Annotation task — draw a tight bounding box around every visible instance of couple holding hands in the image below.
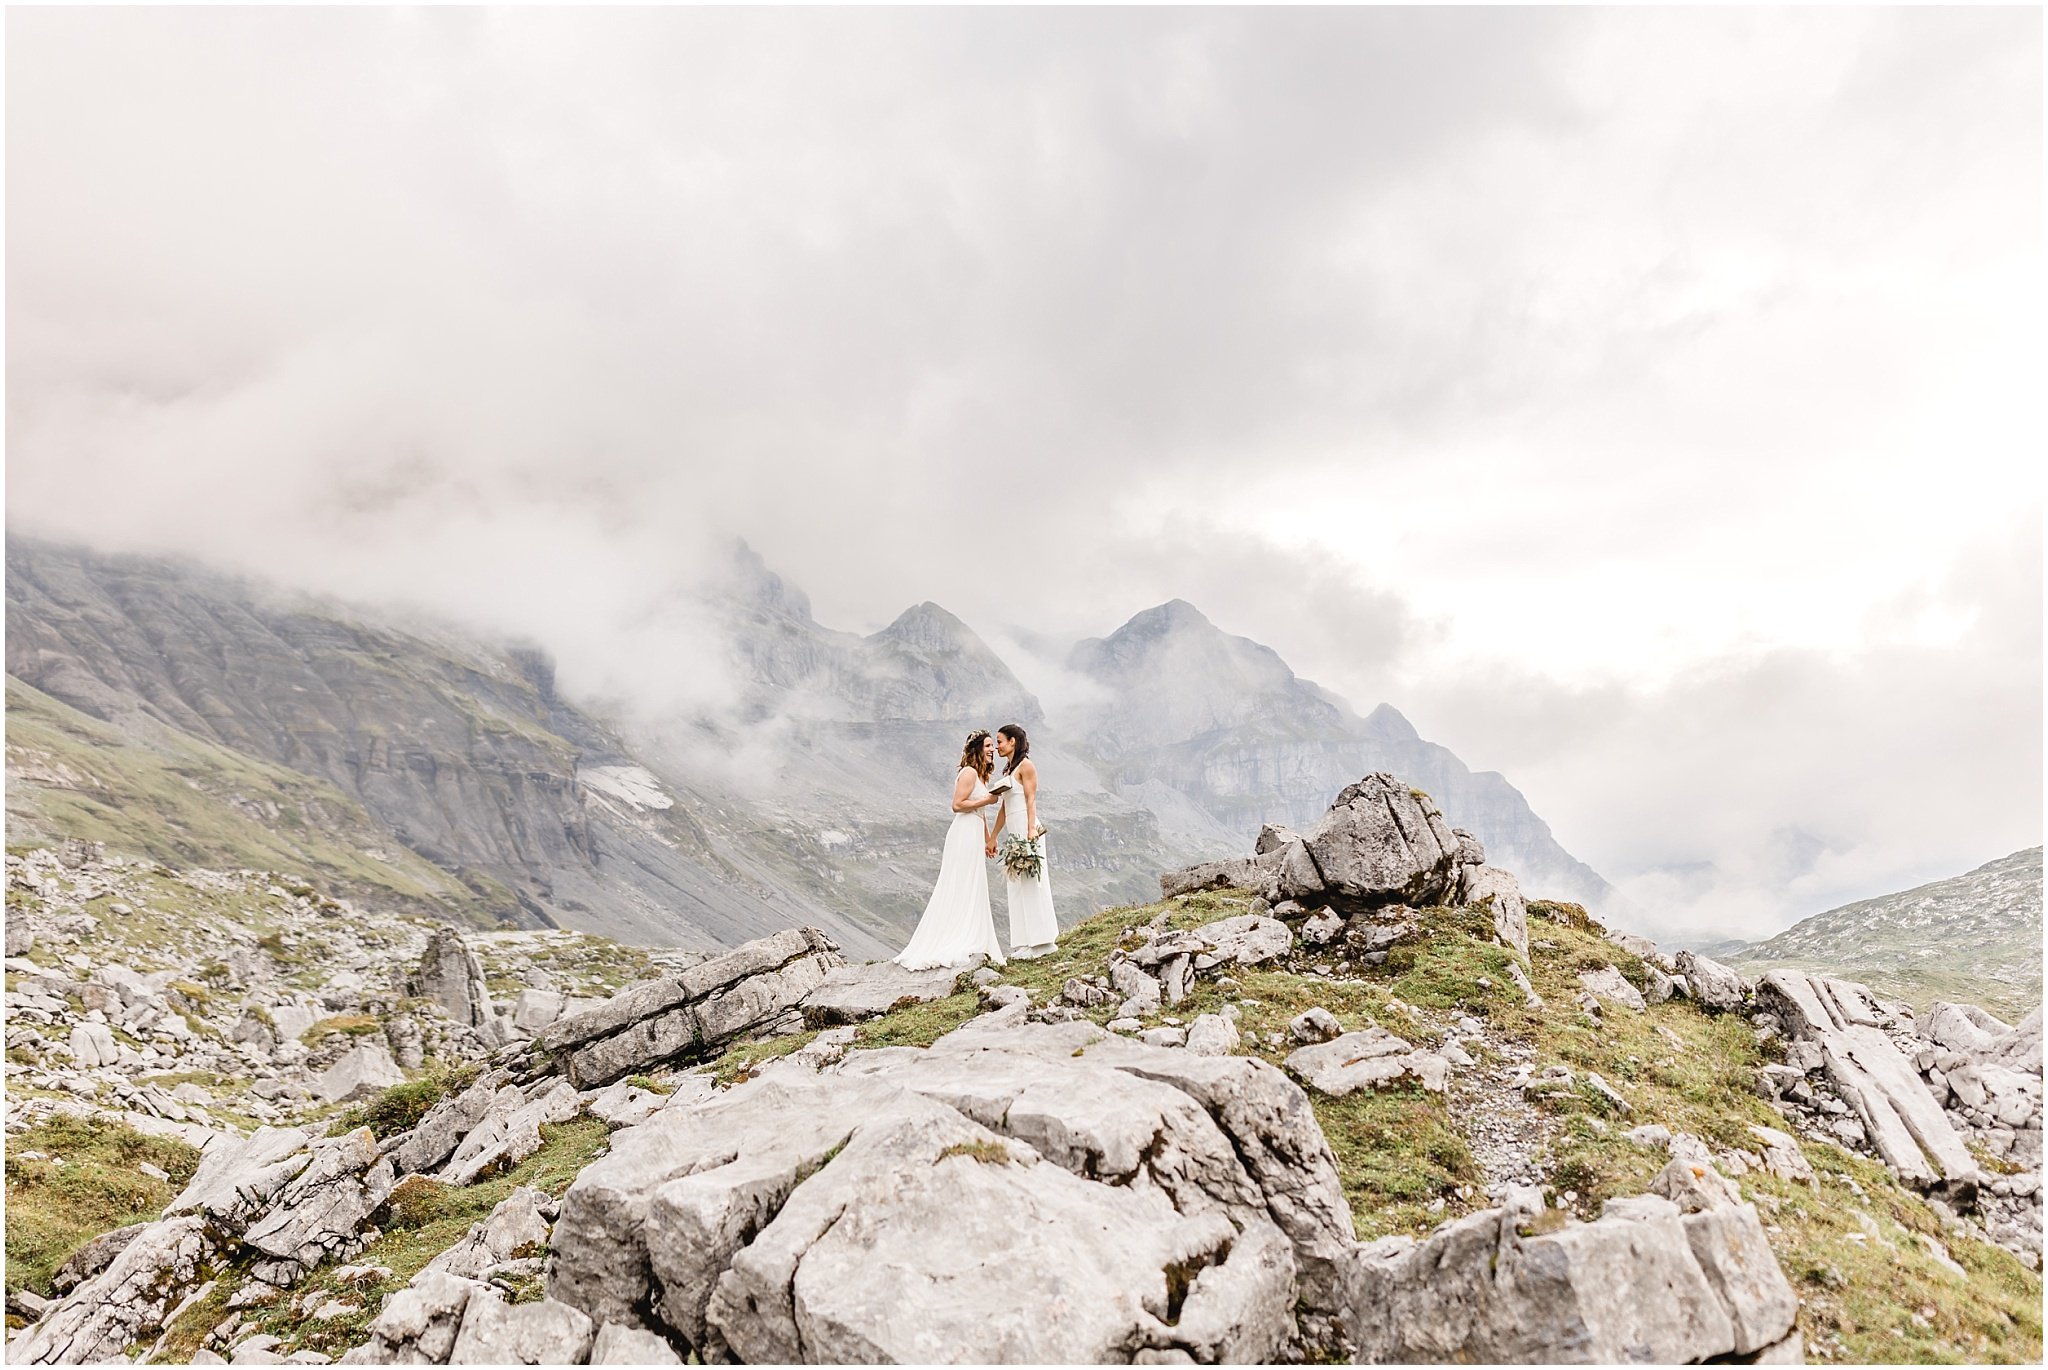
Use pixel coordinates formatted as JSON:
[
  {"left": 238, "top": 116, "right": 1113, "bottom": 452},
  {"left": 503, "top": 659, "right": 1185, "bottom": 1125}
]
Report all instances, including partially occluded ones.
[{"left": 894, "top": 723, "right": 1057, "bottom": 970}]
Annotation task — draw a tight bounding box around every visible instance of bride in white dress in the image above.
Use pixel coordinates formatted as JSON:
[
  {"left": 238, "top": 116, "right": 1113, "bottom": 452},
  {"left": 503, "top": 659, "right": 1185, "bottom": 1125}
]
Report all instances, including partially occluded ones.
[
  {"left": 991, "top": 723, "right": 1058, "bottom": 959},
  {"left": 894, "top": 730, "right": 1008, "bottom": 970}
]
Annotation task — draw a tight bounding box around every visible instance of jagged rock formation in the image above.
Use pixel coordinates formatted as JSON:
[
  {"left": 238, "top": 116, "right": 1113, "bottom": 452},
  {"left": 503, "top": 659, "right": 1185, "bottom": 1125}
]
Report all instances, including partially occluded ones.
[
  {"left": 412, "top": 929, "right": 497, "bottom": 1033},
  {"left": 1160, "top": 774, "right": 1530, "bottom": 961},
  {"left": 534, "top": 928, "right": 844, "bottom": 1087},
  {"left": 1730, "top": 847, "right": 2043, "bottom": 1020},
  {"left": 1754, "top": 970, "right": 1982, "bottom": 1196}
]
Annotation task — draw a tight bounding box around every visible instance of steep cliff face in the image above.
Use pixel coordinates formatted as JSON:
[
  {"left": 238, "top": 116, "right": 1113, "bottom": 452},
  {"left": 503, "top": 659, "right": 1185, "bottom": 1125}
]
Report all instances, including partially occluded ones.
[
  {"left": 1066, "top": 600, "right": 1620, "bottom": 912},
  {"left": 3, "top": 538, "right": 894, "bottom": 957}
]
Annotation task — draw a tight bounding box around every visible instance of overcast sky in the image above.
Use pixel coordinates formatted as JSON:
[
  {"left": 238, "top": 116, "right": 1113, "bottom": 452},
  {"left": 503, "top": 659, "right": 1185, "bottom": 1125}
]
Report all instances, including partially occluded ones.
[{"left": 6, "top": 7, "right": 2041, "bottom": 942}]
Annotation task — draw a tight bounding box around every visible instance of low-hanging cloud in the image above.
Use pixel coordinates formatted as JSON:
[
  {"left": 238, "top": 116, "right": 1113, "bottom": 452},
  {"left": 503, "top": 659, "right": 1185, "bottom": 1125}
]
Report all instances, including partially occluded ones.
[{"left": 5, "top": 7, "right": 2039, "bottom": 941}]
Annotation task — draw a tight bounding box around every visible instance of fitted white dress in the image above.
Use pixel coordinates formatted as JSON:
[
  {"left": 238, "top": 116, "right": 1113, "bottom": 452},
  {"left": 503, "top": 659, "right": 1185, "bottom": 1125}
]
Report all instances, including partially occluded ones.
[
  {"left": 998, "top": 771, "right": 1059, "bottom": 956},
  {"left": 894, "top": 768, "right": 1005, "bottom": 970}
]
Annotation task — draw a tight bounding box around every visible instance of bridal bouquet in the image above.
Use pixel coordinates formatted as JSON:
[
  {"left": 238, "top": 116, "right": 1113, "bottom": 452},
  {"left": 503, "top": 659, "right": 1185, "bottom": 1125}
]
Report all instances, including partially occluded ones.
[{"left": 998, "top": 832, "right": 1044, "bottom": 881}]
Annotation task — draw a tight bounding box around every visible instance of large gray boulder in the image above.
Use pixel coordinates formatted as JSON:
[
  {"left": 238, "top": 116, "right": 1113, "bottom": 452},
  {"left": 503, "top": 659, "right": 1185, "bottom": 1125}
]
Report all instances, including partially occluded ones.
[
  {"left": 67, "top": 1021, "right": 120, "bottom": 1068},
  {"left": 169, "top": 1126, "right": 317, "bottom": 1229},
  {"left": 1673, "top": 950, "right": 1749, "bottom": 1014},
  {"left": 9, "top": 1216, "right": 212, "bottom": 1364},
  {"left": 550, "top": 1015, "right": 1353, "bottom": 1362},
  {"left": 315, "top": 1041, "right": 408, "bottom": 1104},
  {"left": 415, "top": 929, "right": 494, "bottom": 1028},
  {"left": 1342, "top": 1170, "right": 1797, "bottom": 1363},
  {"left": 437, "top": 1079, "right": 581, "bottom": 1186},
  {"left": 446, "top": 1292, "right": 595, "bottom": 1365},
  {"left": 423, "top": 1186, "right": 556, "bottom": 1279},
  {"left": 1649, "top": 1158, "right": 1802, "bottom": 1353},
  {"left": 1578, "top": 965, "right": 1646, "bottom": 1013},
  {"left": 537, "top": 927, "right": 844, "bottom": 1087},
  {"left": 1457, "top": 862, "right": 1531, "bottom": 961},
  {"left": 341, "top": 1269, "right": 486, "bottom": 1364},
  {"left": 1158, "top": 774, "right": 1482, "bottom": 917},
  {"left": 589, "top": 1323, "right": 682, "bottom": 1365},
  {"left": 1301, "top": 774, "right": 1463, "bottom": 911},
  {"left": 799, "top": 960, "right": 964, "bottom": 1026},
  {"left": 388, "top": 1072, "right": 509, "bottom": 1176},
  {"left": 1284, "top": 1029, "right": 1450, "bottom": 1096},
  {"left": 241, "top": 1129, "right": 397, "bottom": 1285}
]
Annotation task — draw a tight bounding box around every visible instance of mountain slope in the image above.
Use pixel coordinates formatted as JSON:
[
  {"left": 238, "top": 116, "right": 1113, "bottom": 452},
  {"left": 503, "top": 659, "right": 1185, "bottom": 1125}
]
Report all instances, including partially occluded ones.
[
  {"left": 5, "top": 534, "right": 1623, "bottom": 951},
  {"left": 1065, "top": 600, "right": 1620, "bottom": 912},
  {"left": 1727, "top": 847, "right": 2042, "bottom": 1020},
  {"left": 4, "top": 537, "right": 896, "bottom": 957}
]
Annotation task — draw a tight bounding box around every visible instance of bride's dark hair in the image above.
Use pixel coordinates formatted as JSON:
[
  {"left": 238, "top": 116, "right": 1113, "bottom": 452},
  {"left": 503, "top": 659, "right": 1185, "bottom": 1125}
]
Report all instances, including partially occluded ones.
[
  {"left": 958, "top": 730, "right": 993, "bottom": 780},
  {"left": 998, "top": 723, "right": 1030, "bottom": 774}
]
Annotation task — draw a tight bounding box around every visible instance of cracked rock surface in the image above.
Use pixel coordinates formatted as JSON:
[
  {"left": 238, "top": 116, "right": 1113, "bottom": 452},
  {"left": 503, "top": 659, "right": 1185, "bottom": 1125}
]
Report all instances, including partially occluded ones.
[{"left": 550, "top": 1013, "right": 1347, "bottom": 1362}]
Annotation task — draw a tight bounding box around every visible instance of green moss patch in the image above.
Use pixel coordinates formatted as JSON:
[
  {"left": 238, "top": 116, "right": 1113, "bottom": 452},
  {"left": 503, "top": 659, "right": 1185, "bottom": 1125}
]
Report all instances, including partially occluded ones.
[{"left": 4, "top": 1114, "right": 204, "bottom": 1295}]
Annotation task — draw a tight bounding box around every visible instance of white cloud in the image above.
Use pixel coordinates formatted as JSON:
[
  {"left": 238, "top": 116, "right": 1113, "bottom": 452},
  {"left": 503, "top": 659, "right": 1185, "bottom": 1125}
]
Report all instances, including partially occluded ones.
[{"left": 5, "top": 7, "right": 2038, "bottom": 939}]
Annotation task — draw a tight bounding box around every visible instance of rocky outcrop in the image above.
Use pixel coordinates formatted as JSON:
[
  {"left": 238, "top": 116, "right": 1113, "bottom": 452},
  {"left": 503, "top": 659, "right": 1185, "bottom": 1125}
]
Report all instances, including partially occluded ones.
[
  {"left": 535, "top": 928, "right": 845, "bottom": 1087},
  {"left": 1903, "top": 1002, "right": 2042, "bottom": 1263},
  {"left": 436, "top": 1079, "right": 582, "bottom": 1186},
  {"left": 1342, "top": 1160, "right": 1798, "bottom": 1363},
  {"left": 8, "top": 1217, "right": 212, "bottom": 1364},
  {"left": 1160, "top": 774, "right": 1530, "bottom": 960},
  {"left": 1457, "top": 861, "right": 1531, "bottom": 963},
  {"left": 1754, "top": 970, "right": 1979, "bottom": 1196},
  {"left": 315, "top": 1042, "right": 409, "bottom": 1104},
  {"left": 1285, "top": 1028, "right": 1451, "bottom": 1096},
  {"left": 1674, "top": 950, "right": 1750, "bottom": 1014},
  {"left": 550, "top": 1013, "right": 1351, "bottom": 1362},
  {"left": 415, "top": 930, "right": 495, "bottom": 1031},
  {"left": 423, "top": 1187, "right": 556, "bottom": 1280}
]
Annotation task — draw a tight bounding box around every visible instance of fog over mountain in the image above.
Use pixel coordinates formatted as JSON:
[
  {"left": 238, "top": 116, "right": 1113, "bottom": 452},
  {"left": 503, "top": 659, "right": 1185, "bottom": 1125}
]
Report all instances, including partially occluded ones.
[{"left": 6, "top": 7, "right": 2041, "bottom": 943}]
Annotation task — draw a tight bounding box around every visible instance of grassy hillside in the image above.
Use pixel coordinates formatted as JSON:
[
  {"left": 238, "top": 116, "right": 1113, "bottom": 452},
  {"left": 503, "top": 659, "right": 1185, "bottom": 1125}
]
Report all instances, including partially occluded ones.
[
  {"left": 4, "top": 677, "right": 505, "bottom": 924},
  {"left": 1727, "top": 849, "right": 2042, "bottom": 1024},
  {"left": 971, "top": 890, "right": 2043, "bottom": 1364}
]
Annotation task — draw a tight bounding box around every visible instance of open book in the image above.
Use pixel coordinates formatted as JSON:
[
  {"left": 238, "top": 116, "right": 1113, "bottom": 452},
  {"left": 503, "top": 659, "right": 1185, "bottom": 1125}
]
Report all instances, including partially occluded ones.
[{"left": 985, "top": 775, "right": 1015, "bottom": 796}]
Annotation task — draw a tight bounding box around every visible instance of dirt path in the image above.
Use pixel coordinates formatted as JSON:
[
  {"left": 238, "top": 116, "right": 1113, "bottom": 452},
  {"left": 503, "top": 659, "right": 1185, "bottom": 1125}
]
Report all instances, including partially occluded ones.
[{"left": 1447, "top": 1033, "right": 1558, "bottom": 1194}]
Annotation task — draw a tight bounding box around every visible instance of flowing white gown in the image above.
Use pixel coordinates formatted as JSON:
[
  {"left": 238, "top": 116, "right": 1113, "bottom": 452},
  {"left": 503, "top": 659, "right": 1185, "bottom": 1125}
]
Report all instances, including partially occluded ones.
[
  {"left": 894, "top": 768, "right": 1005, "bottom": 970},
  {"left": 999, "top": 771, "right": 1059, "bottom": 956}
]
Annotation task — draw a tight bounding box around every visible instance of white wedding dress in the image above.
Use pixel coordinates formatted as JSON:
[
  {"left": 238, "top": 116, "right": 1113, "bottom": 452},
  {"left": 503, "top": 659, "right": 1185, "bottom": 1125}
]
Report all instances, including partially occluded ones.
[
  {"left": 998, "top": 771, "right": 1059, "bottom": 957},
  {"left": 895, "top": 768, "right": 1005, "bottom": 970}
]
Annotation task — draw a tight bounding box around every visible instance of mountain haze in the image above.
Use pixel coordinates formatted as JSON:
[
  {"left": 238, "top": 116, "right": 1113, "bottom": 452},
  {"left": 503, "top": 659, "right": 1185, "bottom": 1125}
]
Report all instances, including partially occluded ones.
[
  {"left": 3, "top": 538, "right": 900, "bottom": 957},
  {"left": 5, "top": 534, "right": 1623, "bottom": 951},
  {"left": 1065, "top": 599, "right": 1619, "bottom": 911},
  {"left": 1727, "top": 846, "right": 2043, "bottom": 1020}
]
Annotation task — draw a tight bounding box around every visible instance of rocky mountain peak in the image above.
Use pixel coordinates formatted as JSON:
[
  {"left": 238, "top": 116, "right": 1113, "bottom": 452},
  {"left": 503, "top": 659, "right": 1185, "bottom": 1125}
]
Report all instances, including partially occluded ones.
[
  {"left": 713, "top": 539, "right": 815, "bottom": 624},
  {"left": 1070, "top": 599, "right": 1299, "bottom": 694},
  {"left": 1120, "top": 598, "right": 1213, "bottom": 636},
  {"left": 1362, "top": 701, "right": 1422, "bottom": 743},
  {"left": 869, "top": 601, "right": 975, "bottom": 654}
]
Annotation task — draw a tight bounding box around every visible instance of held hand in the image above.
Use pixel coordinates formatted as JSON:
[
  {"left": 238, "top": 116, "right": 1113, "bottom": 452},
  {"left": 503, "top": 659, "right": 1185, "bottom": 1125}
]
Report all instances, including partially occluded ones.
[{"left": 985, "top": 839, "right": 997, "bottom": 858}]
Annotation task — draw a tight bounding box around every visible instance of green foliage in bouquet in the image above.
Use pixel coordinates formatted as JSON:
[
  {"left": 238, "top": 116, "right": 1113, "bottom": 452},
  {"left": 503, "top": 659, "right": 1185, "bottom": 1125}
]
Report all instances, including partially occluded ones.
[{"left": 998, "top": 832, "right": 1044, "bottom": 881}]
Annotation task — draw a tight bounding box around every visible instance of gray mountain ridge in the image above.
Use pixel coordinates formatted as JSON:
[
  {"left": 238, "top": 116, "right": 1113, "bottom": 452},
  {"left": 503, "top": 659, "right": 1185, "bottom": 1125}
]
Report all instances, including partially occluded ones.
[{"left": 4, "top": 533, "right": 1621, "bottom": 952}]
